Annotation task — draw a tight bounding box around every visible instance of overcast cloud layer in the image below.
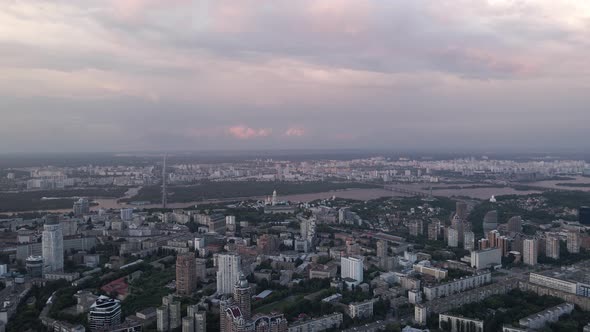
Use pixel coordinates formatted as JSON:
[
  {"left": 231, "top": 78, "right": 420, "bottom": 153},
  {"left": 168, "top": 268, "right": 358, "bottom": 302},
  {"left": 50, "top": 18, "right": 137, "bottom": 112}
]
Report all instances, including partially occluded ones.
[{"left": 1, "top": 0, "right": 589, "bottom": 153}]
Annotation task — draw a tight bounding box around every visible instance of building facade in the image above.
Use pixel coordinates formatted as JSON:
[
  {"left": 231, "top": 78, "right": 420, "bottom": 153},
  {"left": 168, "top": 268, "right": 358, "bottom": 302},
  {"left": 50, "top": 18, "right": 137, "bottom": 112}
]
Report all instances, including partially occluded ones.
[
  {"left": 471, "top": 248, "right": 501, "bottom": 270},
  {"left": 348, "top": 300, "right": 374, "bottom": 319},
  {"left": 439, "top": 314, "right": 484, "bottom": 332},
  {"left": 42, "top": 217, "right": 64, "bottom": 273},
  {"left": 157, "top": 295, "right": 181, "bottom": 332},
  {"left": 182, "top": 305, "right": 206, "bottom": 332},
  {"left": 423, "top": 272, "right": 492, "bottom": 301},
  {"left": 176, "top": 254, "right": 197, "bottom": 296},
  {"left": 88, "top": 296, "right": 122, "bottom": 332},
  {"left": 546, "top": 237, "right": 560, "bottom": 260},
  {"left": 567, "top": 231, "right": 580, "bottom": 254},
  {"left": 216, "top": 253, "right": 241, "bottom": 295},
  {"left": 519, "top": 303, "right": 574, "bottom": 330},
  {"left": 341, "top": 256, "right": 363, "bottom": 285},
  {"left": 523, "top": 239, "right": 538, "bottom": 266},
  {"left": 287, "top": 312, "right": 343, "bottom": 332}
]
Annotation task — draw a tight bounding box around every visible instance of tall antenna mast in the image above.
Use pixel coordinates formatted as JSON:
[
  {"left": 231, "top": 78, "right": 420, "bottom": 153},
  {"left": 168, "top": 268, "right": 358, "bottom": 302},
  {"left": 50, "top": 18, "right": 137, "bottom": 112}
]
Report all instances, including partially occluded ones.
[{"left": 162, "top": 154, "right": 167, "bottom": 209}]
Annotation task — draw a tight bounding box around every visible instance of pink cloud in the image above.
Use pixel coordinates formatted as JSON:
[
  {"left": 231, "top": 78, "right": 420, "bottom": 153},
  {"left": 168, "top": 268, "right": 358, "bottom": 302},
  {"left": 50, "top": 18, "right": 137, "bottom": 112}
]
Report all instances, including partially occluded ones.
[
  {"left": 285, "top": 127, "right": 306, "bottom": 137},
  {"left": 228, "top": 125, "right": 272, "bottom": 139}
]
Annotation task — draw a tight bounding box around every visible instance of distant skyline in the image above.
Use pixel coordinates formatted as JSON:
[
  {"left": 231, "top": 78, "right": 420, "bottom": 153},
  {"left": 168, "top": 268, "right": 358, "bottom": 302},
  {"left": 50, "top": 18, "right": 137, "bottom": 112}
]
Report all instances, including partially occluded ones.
[{"left": 1, "top": 1, "right": 589, "bottom": 152}]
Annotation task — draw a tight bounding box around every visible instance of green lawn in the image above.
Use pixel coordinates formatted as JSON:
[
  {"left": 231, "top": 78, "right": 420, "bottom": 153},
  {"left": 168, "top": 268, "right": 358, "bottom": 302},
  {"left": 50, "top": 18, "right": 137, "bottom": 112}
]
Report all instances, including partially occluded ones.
[
  {"left": 255, "top": 295, "right": 298, "bottom": 314},
  {"left": 122, "top": 267, "right": 175, "bottom": 315}
]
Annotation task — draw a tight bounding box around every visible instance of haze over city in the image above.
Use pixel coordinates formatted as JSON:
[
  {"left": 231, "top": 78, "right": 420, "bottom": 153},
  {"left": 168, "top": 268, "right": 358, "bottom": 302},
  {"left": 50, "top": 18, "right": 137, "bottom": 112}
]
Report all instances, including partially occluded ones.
[{"left": 2, "top": 0, "right": 590, "bottom": 152}]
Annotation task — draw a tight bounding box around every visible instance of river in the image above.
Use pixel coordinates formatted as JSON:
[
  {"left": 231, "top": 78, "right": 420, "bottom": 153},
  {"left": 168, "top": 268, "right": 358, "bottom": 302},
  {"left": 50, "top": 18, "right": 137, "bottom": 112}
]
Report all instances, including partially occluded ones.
[
  {"left": 525, "top": 176, "right": 590, "bottom": 192},
  {"left": 7, "top": 178, "right": 587, "bottom": 215}
]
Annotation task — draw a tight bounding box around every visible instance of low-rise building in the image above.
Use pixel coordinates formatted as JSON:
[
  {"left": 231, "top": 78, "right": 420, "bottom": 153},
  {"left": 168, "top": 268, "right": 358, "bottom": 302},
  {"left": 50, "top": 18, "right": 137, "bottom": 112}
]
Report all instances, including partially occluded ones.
[
  {"left": 423, "top": 272, "right": 491, "bottom": 301},
  {"left": 45, "top": 272, "right": 80, "bottom": 282},
  {"left": 519, "top": 303, "right": 574, "bottom": 330},
  {"left": 530, "top": 267, "right": 590, "bottom": 297},
  {"left": 413, "top": 263, "right": 448, "bottom": 280},
  {"left": 309, "top": 263, "right": 338, "bottom": 279},
  {"left": 414, "top": 305, "right": 428, "bottom": 326},
  {"left": 287, "top": 312, "right": 343, "bottom": 332},
  {"left": 470, "top": 248, "right": 501, "bottom": 270},
  {"left": 348, "top": 300, "right": 374, "bottom": 319},
  {"left": 439, "top": 313, "right": 484, "bottom": 332}
]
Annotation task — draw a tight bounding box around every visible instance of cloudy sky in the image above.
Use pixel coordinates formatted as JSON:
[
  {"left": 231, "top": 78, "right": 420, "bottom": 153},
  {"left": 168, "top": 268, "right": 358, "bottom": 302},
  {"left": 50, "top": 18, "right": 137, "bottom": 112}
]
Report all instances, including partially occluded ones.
[{"left": 1, "top": 0, "right": 589, "bottom": 153}]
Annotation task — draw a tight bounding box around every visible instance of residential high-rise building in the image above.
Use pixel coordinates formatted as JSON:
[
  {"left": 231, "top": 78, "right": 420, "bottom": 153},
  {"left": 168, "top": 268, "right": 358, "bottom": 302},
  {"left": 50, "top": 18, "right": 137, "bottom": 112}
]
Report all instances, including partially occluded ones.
[
  {"left": 483, "top": 210, "right": 498, "bottom": 233},
  {"left": 220, "top": 276, "right": 287, "bottom": 332},
  {"left": 451, "top": 215, "right": 464, "bottom": 244},
  {"left": 195, "top": 311, "right": 206, "bottom": 332},
  {"left": 88, "top": 296, "right": 121, "bottom": 331},
  {"left": 409, "top": 220, "right": 424, "bottom": 237},
  {"left": 182, "top": 305, "right": 207, "bottom": 332},
  {"left": 176, "top": 254, "right": 197, "bottom": 296},
  {"left": 428, "top": 219, "right": 441, "bottom": 241},
  {"left": 216, "top": 253, "right": 241, "bottom": 295},
  {"left": 487, "top": 230, "right": 500, "bottom": 248},
  {"left": 478, "top": 238, "right": 490, "bottom": 250},
  {"left": 447, "top": 228, "right": 459, "bottom": 248},
  {"left": 42, "top": 215, "right": 64, "bottom": 273},
  {"left": 471, "top": 248, "right": 502, "bottom": 270},
  {"left": 73, "top": 198, "right": 90, "bottom": 216},
  {"left": 464, "top": 231, "right": 475, "bottom": 251},
  {"left": 300, "top": 217, "right": 316, "bottom": 245},
  {"left": 195, "top": 258, "right": 207, "bottom": 282},
  {"left": 507, "top": 216, "right": 523, "bottom": 233},
  {"left": 376, "top": 240, "right": 388, "bottom": 258},
  {"left": 523, "top": 239, "right": 538, "bottom": 266},
  {"left": 376, "top": 240, "right": 394, "bottom": 270},
  {"left": 157, "top": 295, "right": 181, "bottom": 332},
  {"left": 456, "top": 202, "right": 468, "bottom": 220},
  {"left": 26, "top": 256, "right": 44, "bottom": 278},
  {"left": 182, "top": 316, "right": 194, "bottom": 332},
  {"left": 512, "top": 233, "right": 525, "bottom": 253},
  {"left": 233, "top": 274, "right": 251, "bottom": 320},
  {"left": 338, "top": 207, "right": 353, "bottom": 224},
  {"left": 546, "top": 237, "right": 560, "bottom": 259},
  {"left": 537, "top": 237, "right": 547, "bottom": 257},
  {"left": 60, "top": 219, "right": 78, "bottom": 237},
  {"left": 257, "top": 234, "right": 280, "bottom": 254},
  {"left": 157, "top": 306, "right": 169, "bottom": 332},
  {"left": 497, "top": 236, "right": 509, "bottom": 257},
  {"left": 463, "top": 219, "right": 472, "bottom": 233},
  {"left": 567, "top": 231, "right": 580, "bottom": 254},
  {"left": 120, "top": 208, "right": 133, "bottom": 221},
  {"left": 341, "top": 256, "right": 364, "bottom": 285}
]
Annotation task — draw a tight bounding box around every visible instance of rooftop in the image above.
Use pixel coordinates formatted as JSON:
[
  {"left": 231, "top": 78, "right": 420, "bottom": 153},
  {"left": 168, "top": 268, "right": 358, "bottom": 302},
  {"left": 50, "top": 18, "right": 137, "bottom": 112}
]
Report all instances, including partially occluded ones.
[{"left": 535, "top": 263, "right": 590, "bottom": 284}]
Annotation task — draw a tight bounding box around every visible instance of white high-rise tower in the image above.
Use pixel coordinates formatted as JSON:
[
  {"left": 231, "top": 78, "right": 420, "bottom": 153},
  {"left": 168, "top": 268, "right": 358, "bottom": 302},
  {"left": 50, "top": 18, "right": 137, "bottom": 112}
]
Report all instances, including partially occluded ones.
[
  {"left": 523, "top": 239, "right": 538, "bottom": 266},
  {"left": 341, "top": 256, "right": 364, "bottom": 285},
  {"left": 42, "top": 215, "right": 64, "bottom": 273},
  {"left": 216, "top": 253, "right": 241, "bottom": 295}
]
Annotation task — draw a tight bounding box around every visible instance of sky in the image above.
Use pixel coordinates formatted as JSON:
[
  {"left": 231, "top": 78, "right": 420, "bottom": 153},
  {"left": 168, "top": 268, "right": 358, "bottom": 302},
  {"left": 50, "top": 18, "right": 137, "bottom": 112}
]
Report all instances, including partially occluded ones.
[{"left": 1, "top": 0, "right": 589, "bottom": 153}]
